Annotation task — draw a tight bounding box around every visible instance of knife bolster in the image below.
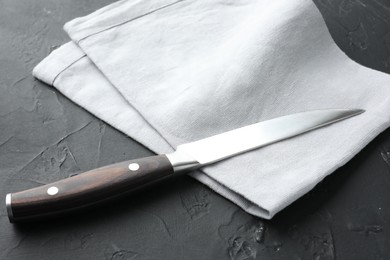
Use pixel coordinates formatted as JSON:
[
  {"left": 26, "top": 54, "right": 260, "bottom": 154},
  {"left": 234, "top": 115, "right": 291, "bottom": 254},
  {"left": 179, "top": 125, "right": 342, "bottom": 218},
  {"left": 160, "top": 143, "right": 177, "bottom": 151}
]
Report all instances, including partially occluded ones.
[{"left": 166, "top": 149, "right": 200, "bottom": 172}]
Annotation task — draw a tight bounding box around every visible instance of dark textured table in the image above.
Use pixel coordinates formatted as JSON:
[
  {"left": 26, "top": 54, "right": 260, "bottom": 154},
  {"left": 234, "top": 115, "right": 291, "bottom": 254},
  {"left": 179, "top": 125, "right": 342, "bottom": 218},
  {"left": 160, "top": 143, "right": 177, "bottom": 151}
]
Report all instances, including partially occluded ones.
[{"left": 1, "top": 0, "right": 390, "bottom": 259}]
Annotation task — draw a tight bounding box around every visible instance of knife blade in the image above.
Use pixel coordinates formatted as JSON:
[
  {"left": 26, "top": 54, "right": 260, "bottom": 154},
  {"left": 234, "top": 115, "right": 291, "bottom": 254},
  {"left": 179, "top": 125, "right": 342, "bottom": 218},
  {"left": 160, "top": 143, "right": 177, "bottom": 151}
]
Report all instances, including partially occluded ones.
[{"left": 6, "top": 108, "right": 364, "bottom": 222}]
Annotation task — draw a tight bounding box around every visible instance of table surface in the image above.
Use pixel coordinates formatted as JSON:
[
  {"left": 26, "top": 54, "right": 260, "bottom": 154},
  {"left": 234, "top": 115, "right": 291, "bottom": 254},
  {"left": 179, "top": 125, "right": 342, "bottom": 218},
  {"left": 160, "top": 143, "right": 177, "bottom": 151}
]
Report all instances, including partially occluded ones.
[{"left": 1, "top": 0, "right": 390, "bottom": 259}]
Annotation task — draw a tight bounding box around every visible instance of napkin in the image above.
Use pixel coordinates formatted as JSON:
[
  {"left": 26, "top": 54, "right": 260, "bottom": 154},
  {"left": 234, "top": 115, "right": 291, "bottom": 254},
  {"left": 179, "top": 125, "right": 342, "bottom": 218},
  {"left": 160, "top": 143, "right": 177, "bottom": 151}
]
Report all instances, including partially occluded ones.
[{"left": 33, "top": 0, "right": 390, "bottom": 219}]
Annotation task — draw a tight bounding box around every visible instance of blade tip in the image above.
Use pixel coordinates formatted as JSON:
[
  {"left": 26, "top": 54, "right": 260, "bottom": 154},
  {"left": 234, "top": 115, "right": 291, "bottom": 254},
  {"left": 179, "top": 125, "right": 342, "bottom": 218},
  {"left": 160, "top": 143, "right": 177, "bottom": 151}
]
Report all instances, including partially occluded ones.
[
  {"left": 337, "top": 108, "right": 365, "bottom": 119},
  {"left": 350, "top": 108, "right": 365, "bottom": 115}
]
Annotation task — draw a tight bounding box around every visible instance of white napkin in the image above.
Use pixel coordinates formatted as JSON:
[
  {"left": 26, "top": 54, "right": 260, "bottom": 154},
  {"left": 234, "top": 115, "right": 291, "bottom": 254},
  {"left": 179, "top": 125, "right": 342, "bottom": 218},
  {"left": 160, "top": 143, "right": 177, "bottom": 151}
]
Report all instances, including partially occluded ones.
[{"left": 33, "top": 0, "right": 390, "bottom": 219}]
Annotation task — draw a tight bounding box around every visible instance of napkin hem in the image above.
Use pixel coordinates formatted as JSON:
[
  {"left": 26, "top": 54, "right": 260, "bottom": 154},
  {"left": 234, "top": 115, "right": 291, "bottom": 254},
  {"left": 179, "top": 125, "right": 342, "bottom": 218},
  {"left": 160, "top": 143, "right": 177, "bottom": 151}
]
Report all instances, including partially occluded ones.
[
  {"left": 64, "top": 0, "right": 187, "bottom": 43},
  {"left": 32, "top": 42, "right": 86, "bottom": 86}
]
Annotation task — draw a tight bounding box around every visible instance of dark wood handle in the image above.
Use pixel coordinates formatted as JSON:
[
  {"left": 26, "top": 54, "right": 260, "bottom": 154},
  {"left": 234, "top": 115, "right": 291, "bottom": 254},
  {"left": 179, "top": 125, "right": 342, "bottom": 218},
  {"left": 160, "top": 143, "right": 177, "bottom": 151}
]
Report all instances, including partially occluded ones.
[{"left": 6, "top": 155, "right": 173, "bottom": 222}]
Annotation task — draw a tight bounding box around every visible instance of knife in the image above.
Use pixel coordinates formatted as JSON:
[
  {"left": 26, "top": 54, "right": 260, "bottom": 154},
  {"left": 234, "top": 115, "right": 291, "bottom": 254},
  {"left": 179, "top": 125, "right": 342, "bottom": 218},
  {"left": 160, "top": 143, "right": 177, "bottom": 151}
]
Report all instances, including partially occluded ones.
[{"left": 6, "top": 109, "right": 364, "bottom": 222}]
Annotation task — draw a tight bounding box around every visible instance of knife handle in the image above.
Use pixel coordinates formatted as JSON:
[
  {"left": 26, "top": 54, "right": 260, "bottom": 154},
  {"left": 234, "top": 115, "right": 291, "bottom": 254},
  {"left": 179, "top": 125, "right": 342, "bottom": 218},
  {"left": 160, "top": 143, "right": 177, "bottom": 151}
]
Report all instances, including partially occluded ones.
[{"left": 6, "top": 155, "right": 173, "bottom": 223}]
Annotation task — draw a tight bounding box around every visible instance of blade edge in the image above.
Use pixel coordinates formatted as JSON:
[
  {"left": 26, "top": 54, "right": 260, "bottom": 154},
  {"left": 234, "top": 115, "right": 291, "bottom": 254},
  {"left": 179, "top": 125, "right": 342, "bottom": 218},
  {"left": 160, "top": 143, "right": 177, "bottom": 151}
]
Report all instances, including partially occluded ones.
[{"left": 176, "top": 109, "right": 364, "bottom": 165}]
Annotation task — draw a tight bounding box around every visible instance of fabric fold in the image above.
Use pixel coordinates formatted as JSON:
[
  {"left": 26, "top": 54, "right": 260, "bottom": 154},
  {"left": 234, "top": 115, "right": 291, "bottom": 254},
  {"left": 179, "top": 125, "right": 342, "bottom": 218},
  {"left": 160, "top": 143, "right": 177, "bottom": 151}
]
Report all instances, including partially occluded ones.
[{"left": 33, "top": 0, "right": 390, "bottom": 219}]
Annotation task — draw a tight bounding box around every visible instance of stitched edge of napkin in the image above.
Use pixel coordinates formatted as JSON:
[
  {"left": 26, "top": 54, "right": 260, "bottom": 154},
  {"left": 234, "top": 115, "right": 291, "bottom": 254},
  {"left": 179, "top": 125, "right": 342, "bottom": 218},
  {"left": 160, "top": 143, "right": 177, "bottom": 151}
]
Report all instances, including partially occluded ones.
[
  {"left": 32, "top": 43, "right": 86, "bottom": 86},
  {"left": 64, "top": 0, "right": 186, "bottom": 43}
]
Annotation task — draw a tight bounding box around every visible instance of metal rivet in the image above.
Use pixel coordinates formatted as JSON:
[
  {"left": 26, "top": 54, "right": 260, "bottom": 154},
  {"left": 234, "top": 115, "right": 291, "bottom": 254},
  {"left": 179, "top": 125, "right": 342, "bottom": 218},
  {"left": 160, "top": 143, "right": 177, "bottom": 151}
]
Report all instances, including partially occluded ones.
[
  {"left": 47, "top": 186, "right": 59, "bottom": 195},
  {"left": 128, "top": 163, "right": 140, "bottom": 171}
]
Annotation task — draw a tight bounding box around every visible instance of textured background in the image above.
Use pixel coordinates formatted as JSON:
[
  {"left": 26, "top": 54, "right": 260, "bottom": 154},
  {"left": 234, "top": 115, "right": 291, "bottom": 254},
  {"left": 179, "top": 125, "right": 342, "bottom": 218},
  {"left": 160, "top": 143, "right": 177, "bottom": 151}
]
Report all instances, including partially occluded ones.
[{"left": 1, "top": 0, "right": 390, "bottom": 259}]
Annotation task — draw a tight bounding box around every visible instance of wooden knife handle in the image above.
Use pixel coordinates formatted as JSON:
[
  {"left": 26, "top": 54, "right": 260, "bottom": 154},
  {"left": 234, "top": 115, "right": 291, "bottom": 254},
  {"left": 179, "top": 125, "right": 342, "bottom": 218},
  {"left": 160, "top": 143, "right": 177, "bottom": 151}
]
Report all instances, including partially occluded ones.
[{"left": 6, "top": 155, "right": 173, "bottom": 223}]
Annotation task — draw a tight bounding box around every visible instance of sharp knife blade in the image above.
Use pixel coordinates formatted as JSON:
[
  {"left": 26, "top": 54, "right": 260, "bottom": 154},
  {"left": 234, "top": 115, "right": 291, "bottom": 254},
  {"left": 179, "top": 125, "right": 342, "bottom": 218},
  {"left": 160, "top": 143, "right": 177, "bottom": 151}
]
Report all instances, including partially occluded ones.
[
  {"left": 6, "top": 108, "right": 364, "bottom": 222},
  {"left": 166, "top": 108, "right": 364, "bottom": 170}
]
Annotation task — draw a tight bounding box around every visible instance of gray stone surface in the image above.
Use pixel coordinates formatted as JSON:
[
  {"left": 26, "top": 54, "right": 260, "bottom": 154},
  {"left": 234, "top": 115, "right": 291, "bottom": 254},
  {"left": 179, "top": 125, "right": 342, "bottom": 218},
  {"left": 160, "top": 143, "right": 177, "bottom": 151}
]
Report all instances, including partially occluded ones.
[{"left": 0, "top": 0, "right": 390, "bottom": 259}]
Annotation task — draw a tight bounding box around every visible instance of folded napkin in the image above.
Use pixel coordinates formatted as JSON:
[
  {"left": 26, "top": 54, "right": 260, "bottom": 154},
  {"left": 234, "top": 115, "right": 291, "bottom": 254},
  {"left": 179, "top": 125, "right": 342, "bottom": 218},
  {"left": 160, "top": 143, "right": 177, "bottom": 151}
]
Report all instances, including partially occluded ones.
[{"left": 33, "top": 0, "right": 390, "bottom": 219}]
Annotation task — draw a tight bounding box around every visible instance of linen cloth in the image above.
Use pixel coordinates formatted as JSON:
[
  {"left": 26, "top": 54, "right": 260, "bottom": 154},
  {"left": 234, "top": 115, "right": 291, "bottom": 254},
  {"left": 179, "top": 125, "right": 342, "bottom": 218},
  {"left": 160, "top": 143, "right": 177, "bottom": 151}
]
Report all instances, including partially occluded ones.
[{"left": 33, "top": 0, "right": 390, "bottom": 219}]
